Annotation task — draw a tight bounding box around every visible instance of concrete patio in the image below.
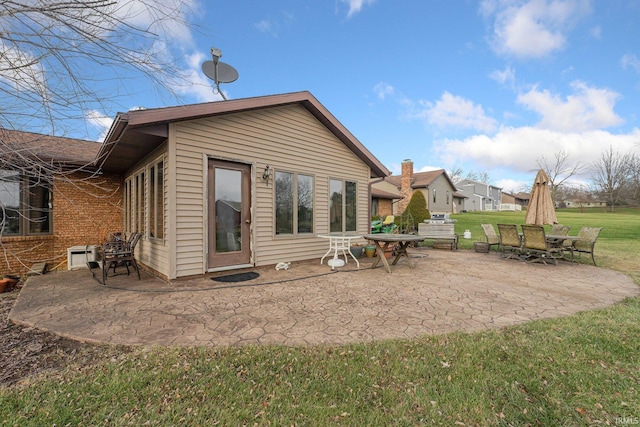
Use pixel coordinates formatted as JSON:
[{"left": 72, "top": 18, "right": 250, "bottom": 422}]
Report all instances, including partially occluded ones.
[{"left": 9, "top": 248, "right": 639, "bottom": 347}]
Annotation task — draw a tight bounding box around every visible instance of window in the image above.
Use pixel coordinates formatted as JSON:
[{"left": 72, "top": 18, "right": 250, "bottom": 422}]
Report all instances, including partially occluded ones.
[
  {"left": 446, "top": 191, "right": 450, "bottom": 205},
  {"left": 371, "top": 198, "right": 379, "bottom": 216},
  {"left": 135, "top": 171, "right": 145, "bottom": 234},
  {"left": 0, "top": 170, "right": 52, "bottom": 235},
  {"left": 149, "top": 160, "right": 164, "bottom": 239},
  {"left": 330, "top": 179, "right": 357, "bottom": 233},
  {"left": 433, "top": 188, "right": 437, "bottom": 203},
  {"left": 275, "top": 171, "right": 314, "bottom": 235},
  {"left": 124, "top": 156, "right": 164, "bottom": 240}
]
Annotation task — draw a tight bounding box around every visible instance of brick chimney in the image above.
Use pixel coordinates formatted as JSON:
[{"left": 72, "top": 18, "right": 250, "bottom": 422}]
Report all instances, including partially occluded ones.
[{"left": 399, "top": 159, "right": 414, "bottom": 213}]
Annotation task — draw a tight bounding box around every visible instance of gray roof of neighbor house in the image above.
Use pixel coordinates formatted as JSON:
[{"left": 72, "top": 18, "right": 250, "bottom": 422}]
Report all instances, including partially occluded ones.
[
  {"left": 386, "top": 169, "right": 457, "bottom": 190},
  {"left": 99, "top": 91, "right": 390, "bottom": 178},
  {"left": 0, "top": 128, "right": 100, "bottom": 168}
]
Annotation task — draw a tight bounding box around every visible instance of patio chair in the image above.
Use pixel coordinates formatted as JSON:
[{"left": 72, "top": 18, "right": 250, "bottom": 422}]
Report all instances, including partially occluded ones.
[
  {"left": 497, "top": 223, "right": 522, "bottom": 260},
  {"left": 548, "top": 224, "right": 571, "bottom": 248},
  {"left": 549, "top": 224, "right": 571, "bottom": 236},
  {"left": 521, "top": 224, "right": 562, "bottom": 265},
  {"left": 101, "top": 232, "right": 142, "bottom": 284},
  {"left": 567, "top": 227, "right": 603, "bottom": 266},
  {"left": 481, "top": 224, "right": 500, "bottom": 251}
]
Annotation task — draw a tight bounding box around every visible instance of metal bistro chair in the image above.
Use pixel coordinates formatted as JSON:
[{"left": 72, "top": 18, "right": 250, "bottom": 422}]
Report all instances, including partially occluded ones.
[
  {"left": 521, "top": 224, "right": 562, "bottom": 265},
  {"left": 497, "top": 223, "right": 522, "bottom": 260},
  {"left": 101, "top": 232, "right": 142, "bottom": 284}
]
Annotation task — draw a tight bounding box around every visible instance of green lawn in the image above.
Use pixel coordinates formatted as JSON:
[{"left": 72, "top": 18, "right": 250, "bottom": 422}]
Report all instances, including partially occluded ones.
[
  {"left": 452, "top": 207, "right": 640, "bottom": 283},
  {"left": 2, "top": 209, "right": 639, "bottom": 426}
]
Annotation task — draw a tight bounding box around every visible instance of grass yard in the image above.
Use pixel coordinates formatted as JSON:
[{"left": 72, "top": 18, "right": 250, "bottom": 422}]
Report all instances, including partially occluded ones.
[
  {"left": 1, "top": 209, "right": 639, "bottom": 426},
  {"left": 453, "top": 207, "right": 640, "bottom": 283}
]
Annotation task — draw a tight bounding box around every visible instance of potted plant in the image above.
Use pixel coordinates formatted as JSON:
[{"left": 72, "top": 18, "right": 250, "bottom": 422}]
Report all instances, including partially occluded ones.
[
  {"left": 0, "top": 274, "right": 19, "bottom": 293},
  {"left": 350, "top": 243, "right": 364, "bottom": 259},
  {"left": 364, "top": 244, "right": 376, "bottom": 258}
]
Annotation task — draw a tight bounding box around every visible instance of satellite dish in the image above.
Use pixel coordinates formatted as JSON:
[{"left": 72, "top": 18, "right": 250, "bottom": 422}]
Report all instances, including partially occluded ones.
[
  {"left": 202, "top": 60, "right": 238, "bottom": 83},
  {"left": 201, "top": 47, "right": 239, "bottom": 100}
]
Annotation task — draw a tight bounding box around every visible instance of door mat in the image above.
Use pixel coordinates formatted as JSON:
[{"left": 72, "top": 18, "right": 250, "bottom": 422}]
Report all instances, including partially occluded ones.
[{"left": 211, "top": 271, "right": 260, "bottom": 283}]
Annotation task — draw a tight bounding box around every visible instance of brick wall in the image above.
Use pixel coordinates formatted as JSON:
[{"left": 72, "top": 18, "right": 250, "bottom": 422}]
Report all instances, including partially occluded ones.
[
  {"left": 398, "top": 159, "right": 414, "bottom": 214},
  {"left": 378, "top": 199, "right": 394, "bottom": 217},
  {"left": 0, "top": 171, "right": 123, "bottom": 276}
]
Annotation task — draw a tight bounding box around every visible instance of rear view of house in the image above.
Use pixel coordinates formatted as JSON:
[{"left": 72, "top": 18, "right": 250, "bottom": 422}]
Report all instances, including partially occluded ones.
[{"left": 1, "top": 91, "right": 389, "bottom": 279}]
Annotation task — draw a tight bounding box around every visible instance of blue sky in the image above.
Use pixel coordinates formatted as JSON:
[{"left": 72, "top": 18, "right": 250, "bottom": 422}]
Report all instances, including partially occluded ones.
[{"left": 84, "top": 0, "right": 640, "bottom": 192}]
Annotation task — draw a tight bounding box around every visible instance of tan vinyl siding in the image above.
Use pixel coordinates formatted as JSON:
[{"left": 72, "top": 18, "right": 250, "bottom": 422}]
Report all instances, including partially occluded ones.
[
  {"left": 171, "top": 104, "right": 371, "bottom": 276},
  {"left": 426, "top": 175, "right": 455, "bottom": 213}
]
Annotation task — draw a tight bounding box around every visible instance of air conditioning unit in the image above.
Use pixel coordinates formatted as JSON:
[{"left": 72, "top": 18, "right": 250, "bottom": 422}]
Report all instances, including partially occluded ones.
[{"left": 67, "top": 245, "right": 98, "bottom": 270}]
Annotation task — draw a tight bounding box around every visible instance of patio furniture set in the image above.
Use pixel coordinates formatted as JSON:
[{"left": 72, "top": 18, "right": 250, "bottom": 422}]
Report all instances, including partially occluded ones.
[
  {"left": 87, "top": 232, "right": 142, "bottom": 284},
  {"left": 482, "top": 223, "right": 603, "bottom": 266}
]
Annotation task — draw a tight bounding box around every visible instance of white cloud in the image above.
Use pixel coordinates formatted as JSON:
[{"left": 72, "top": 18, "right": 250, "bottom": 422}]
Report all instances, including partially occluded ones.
[
  {"left": 255, "top": 19, "right": 275, "bottom": 34},
  {"left": 340, "top": 0, "right": 376, "bottom": 18},
  {"left": 489, "top": 66, "right": 516, "bottom": 85},
  {"left": 373, "top": 82, "right": 395, "bottom": 100},
  {"left": 410, "top": 92, "right": 498, "bottom": 133},
  {"left": 85, "top": 110, "right": 114, "bottom": 141},
  {"left": 434, "top": 126, "right": 640, "bottom": 175},
  {"left": 517, "top": 81, "right": 624, "bottom": 132},
  {"left": 621, "top": 53, "right": 640, "bottom": 74},
  {"left": 481, "top": 0, "right": 592, "bottom": 58},
  {"left": 113, "top": 0, "right": 199, "bottom": 44}
]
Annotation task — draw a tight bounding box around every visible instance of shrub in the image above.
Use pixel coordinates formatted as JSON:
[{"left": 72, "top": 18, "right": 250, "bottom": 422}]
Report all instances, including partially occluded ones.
[{"left": 397, "top": 191, "right": 430, "bottom": 232}]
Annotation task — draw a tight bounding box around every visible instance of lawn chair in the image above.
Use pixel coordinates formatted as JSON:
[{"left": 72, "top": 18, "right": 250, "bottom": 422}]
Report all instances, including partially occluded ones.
[
  {"left": 567, "top": 227, "right": 603, "bottom": 266},
  {"left": 549, "top": 224, "right": 571, "bottom": 236},
  {"left": 521, "top": 224, "right": 562, "bottom": 265},
  {"left": 481, "top": 224, "right": 500, "bottom": 251},
  {"left": 497, "top": 223, "right": 522, "bottom": 260}
]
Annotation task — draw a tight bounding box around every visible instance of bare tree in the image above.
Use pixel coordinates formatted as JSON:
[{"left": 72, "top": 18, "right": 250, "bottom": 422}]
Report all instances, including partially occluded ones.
[
  {"left": 448, "top": 166, "right": 464, "bottom": 184},
  {"left": 1, "top": 1, "right": 199, "bottom": 270},
  {"left": 591, "top": 146, "right": 633, "bottom": 212},
  {"left": 537, "top": 149, "right": 585, "bottom": 205},
  {"left": 449, "top": 167, "right": 491, "bottom": 185},
  {"left": 626, "top": 154, "right": 640, "bottom": 205},
  {"left": 1, "top": 0, "right": 198, "bottom": 138}
]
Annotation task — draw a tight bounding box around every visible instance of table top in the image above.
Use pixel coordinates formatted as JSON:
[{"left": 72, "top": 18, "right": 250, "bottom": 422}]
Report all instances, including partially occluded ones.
[
  {"left": 545, "top": 234, "right": 585, "bottom": 240},
  {"left": 363, "top": 233, "right": 425, "bottom": 242},
  {"left": 317, "top": 233, "right": 362, "bottom": 239}
]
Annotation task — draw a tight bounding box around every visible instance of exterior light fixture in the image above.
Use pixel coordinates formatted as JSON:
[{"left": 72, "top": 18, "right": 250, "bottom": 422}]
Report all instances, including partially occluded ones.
[{"left": 262, "top": 165, "right": 271, "bottom": 182}]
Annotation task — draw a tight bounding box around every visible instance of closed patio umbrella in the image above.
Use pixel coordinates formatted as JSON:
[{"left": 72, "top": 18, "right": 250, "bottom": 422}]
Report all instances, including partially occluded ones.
[{"left": 525, "top": 169, "right": 557, "bottom": 225}]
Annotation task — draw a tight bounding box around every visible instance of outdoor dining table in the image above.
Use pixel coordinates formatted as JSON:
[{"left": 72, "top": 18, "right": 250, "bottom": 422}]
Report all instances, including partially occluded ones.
[
  {"left": 318, "top": 233, "right": 362, "bottom": 269},
  {"left": 545, "top": 234, "right": 586, "bottom": 247},
  {"left": 363, "top": 233, "right": 425, "bottom": 273}
]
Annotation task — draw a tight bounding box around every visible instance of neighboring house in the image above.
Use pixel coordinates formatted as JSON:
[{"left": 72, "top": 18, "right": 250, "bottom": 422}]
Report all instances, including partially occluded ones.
[
  {"left": 372, "top": 159, "right": 459, "bottom": 215},
  {"left": 456, "top": 179, "right": 502, "bottom": 211},
  {"left": 558, "top": 199, "right": 607, "bottom": 209},
  {"left": 369, "top": 178, "right": 402, "bottom": 218},
  {"left": 0, "top": 129, "right": 123, "bottom": 277},
  {"left": 500, "top": 191, "right": 529, "bottom": 211},
  {"left": 0, "top": 92, "right": 388, "bottom": 279}
]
